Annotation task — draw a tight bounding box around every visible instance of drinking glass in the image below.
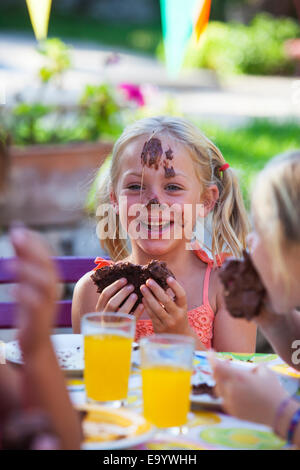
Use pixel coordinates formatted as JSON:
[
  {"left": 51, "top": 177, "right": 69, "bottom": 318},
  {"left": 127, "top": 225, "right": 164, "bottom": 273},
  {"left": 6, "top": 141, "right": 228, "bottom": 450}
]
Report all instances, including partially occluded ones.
[
  {"left": 140, "top": 334, "right": 195, "bottom": 434},
  {"left": 82, "top": 312, "right": 135, "bottom": 408}
]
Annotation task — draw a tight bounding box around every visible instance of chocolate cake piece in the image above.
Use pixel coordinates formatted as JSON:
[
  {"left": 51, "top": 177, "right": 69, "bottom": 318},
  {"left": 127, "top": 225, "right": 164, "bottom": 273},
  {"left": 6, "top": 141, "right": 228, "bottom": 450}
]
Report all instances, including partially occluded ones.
[
  {"left": 192, "top": 383, "right": 217, "bottom": 398},
  {"left": 91, "top": 260, "right": 175, "bottom": 312},
  {"left": 219, "top": 250, "right": 266, "bottom": 321}
]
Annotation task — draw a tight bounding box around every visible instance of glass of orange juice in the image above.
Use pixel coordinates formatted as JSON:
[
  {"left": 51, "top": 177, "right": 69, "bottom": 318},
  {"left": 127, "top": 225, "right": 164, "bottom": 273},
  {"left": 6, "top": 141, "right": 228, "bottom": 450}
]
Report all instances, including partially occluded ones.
[
  {"left": 82, "top": 312, "right": 135, "bottom": 407},
  {"left": 140, "top": 334, "right": 195, "bottom": 434}
]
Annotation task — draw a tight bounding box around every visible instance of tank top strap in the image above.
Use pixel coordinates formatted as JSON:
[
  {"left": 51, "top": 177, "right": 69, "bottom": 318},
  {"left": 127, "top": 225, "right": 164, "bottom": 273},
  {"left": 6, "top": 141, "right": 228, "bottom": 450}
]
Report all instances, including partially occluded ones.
[
  {"left": 93, "top": 257, "right": 113, "bottom": 271},
  {"left": 203, "top": 264, "right": 212, "bottom": 305},
  {"left": 193, "top": 246, "right": 231, "bottom": 268}
]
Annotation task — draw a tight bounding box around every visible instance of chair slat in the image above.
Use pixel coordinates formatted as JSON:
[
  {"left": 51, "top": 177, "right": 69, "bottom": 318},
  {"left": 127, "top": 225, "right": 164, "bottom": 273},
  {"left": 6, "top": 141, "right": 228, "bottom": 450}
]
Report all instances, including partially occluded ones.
[
  {"left": 56, "top": 257, "right": 96, "bottom": 283},
  {"left": 0, "top": 303, "right": 15, "bottom": 328},
  {"left": 0, "top": 301, "right": 72, "bottom": 329},
  {"left": 0, "top": 257, "right": 97, "bottom": 284},
  {"left": 0, "top": 258, "right": 15, "bottom": 284},
  {"left": 0, "top": 256, "right": 110, "bottom": 328}
]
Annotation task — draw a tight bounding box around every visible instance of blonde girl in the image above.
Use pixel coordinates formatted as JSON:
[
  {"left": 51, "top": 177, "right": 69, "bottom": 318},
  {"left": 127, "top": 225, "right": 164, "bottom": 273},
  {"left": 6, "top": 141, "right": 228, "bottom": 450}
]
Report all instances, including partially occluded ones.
[
  {"left": 72, "top": 116, "right": 256, "bottom": 351},
  {"left": 211, "top": 151, "right": 300, "bottom": 446}
]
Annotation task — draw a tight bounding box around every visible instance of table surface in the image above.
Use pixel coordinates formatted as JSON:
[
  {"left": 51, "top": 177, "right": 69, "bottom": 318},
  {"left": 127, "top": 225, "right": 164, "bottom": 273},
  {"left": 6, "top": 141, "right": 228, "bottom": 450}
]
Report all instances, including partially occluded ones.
[{"left": 67, "top": 352, "right": 300, "bottom": 450}]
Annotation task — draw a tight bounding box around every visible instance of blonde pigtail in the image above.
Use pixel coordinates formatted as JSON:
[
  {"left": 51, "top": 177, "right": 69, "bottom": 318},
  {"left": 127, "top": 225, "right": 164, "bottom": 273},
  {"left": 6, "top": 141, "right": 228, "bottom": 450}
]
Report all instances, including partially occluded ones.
[
  {"left": 212, "top": 166, "right": 250, "bottom": 259},
  {"left": 96, "top": 163, "right": 129, "bottom": 261}
]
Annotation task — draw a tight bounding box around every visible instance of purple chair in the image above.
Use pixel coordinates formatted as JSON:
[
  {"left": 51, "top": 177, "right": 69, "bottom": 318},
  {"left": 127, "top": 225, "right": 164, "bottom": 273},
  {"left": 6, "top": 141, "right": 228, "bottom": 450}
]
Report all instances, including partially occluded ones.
[{"left": 0, "top": 257, "right": 99, "bottom": 328}]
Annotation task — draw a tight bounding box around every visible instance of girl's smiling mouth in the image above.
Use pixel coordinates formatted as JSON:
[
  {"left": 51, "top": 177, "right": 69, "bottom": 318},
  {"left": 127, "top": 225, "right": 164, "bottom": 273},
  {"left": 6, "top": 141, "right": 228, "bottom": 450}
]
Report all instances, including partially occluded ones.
[{"left": 138, "top": 219, "right": 175, "bottom": 237}]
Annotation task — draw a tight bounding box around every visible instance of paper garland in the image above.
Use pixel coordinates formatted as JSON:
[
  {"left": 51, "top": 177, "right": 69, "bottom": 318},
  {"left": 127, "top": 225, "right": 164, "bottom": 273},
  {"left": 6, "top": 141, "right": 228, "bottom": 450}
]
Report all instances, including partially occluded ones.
[
  {"left": 160, "top": 0, "right": 211, "bottom": 76},
  {"left": 194, "top": 0, "right": 212, "bottom": 40},
  {"left": 26, "top": 0, "right": 52, "bottom": 41}
]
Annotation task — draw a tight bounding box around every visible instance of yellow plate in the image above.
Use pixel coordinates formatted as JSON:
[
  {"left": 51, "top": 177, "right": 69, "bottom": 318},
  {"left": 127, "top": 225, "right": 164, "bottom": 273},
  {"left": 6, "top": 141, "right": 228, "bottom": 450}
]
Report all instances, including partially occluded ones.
[{"left": 77, "top": 404, "right": 155, "bottom": 450}]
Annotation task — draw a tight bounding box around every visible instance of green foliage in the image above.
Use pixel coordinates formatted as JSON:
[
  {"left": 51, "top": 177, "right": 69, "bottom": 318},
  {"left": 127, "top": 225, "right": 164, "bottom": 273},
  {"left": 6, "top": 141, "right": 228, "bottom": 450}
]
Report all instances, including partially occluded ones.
[
  {"left": 0, "top": 38, "right": 127, "bottom": 145},
  {"left": 37, "top": 38, "right": 72, "bottom": 85},
  {"left": 3, "top": 103, "right": 52, "bottom": 145},
  {"left": 198, "top": 119, "right": 300, "bottom": 206},
  {"left": 0, "top": 4, "right": 161, "bottom": 56},
  {"left": 183, "top": 14, "right": 300, "bottom": 76},
  {"left": 78, "top": 84, "right": 124, "bottom": 141}
]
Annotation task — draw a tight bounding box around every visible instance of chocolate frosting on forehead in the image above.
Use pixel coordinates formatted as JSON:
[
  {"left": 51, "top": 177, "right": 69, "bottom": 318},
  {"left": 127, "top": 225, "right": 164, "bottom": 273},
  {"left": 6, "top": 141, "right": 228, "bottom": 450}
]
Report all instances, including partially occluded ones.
[
  {"left": 165, "top": 147, "right": 174, "bottom": 160},
  {"left": 141, "top": 138, "right": 163, "bottom": 170},
  {"left": 164, "top": 166, "right": 175, "bottom": 178},
  {"left": 140, "top": 137, "right": 176, "bottom": 178}
]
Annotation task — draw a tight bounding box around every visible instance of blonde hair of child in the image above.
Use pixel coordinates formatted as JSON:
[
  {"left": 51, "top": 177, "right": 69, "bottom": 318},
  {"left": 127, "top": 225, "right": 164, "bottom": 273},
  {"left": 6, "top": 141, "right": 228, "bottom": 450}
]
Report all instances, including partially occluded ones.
[
  {"left": 251, "top": 150, "right": 300, "bottom": 286},
  {"left": 96, "top": 116, "right": 250, "bottom": 262}
]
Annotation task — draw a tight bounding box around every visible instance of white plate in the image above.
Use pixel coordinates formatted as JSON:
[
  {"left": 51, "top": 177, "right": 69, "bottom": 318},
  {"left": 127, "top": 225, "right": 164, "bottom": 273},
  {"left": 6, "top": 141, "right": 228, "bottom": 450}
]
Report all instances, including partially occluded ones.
[
  {"left": 5, "top": 334, "right": 84, "bottom": 376},
  {"left": 190, "top": 351, "right": 256, "bottom": 408},
  {"left": 5, "top": 335, "right": 139, "bottom": 377},
  {"left": 190, "top": 393, "right": 223, "bottom": 409}
]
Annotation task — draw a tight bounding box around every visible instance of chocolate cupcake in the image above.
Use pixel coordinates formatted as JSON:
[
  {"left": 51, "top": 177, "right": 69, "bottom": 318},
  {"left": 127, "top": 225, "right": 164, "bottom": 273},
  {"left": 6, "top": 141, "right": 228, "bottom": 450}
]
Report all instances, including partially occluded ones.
[
  {"left": 91, "top": 260, "right": 175, "bottom": 313},
  {"left": 219, "top": 250, "right": 266, "bottom": 321}
]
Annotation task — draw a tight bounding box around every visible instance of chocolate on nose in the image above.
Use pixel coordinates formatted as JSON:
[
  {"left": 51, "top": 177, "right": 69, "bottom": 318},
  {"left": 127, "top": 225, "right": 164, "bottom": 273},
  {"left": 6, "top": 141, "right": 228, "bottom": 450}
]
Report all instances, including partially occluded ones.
[{"left": 146, "top": 197, "right": 160, "bottom": 207}]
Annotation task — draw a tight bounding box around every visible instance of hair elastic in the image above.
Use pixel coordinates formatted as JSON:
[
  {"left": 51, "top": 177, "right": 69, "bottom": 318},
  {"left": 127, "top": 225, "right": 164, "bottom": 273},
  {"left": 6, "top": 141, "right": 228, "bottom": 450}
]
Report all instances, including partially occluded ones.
[{"left": 219, "top": 163, "right": 230, "bottom": 173}]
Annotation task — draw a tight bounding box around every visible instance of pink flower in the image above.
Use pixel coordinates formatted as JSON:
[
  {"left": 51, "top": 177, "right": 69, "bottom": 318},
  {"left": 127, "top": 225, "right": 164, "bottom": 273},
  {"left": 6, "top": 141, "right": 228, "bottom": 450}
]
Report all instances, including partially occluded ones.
[{"left": 119, "top": 83, "right": 145, "bottom": 107}]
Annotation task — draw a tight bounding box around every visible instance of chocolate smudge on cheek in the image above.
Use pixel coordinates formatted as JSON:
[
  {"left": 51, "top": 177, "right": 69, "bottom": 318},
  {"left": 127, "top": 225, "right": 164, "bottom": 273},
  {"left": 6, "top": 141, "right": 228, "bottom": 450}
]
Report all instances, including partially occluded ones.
[{"left": 140, "top": 138, "right": 163, "bottom": 170}]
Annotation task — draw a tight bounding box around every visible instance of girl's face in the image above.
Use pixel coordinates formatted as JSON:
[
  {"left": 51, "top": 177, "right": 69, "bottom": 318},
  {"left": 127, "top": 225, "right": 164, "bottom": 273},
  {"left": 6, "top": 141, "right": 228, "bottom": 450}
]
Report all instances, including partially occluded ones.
[
  {"left": 248, "top": 228, "right": 300, "bottom": 313},
  {"left": 113, "top": 135, "right": 218, "bottom": 257}
]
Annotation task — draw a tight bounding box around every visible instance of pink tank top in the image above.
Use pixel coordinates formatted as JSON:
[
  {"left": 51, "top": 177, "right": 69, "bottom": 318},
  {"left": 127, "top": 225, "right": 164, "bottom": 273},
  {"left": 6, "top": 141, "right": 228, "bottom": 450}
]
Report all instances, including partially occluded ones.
[{"left": 93, "top": 250, "right": 229, "bottom": 349}]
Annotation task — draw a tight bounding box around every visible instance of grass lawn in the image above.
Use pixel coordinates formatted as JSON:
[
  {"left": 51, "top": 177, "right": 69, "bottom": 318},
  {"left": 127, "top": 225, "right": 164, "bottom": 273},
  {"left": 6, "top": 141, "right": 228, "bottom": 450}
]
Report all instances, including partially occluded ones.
[
  {"left": 0, "top": 4, "right": 162, "bottom": 55},
  {"left": 197, "top": 119, "right": 300, "bottom": 207}
]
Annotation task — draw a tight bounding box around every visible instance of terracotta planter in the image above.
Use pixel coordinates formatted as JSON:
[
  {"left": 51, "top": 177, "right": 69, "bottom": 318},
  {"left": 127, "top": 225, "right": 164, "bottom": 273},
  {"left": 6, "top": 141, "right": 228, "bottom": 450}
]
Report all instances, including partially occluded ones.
[{"left": 0, "top": 141, "right": 113, "bottom": 227}]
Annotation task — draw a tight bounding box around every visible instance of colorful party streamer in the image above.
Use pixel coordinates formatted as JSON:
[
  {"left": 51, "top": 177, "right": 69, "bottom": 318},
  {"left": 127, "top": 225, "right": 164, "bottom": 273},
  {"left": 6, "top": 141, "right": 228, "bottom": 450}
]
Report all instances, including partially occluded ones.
[
  {"left": 26, "top": 0, "right": 52, "bottom": 41},
  {"left": 194, "top": 0, "right": 212, "bottom": 41},
  {"left": 160, "top": 0, "right": 211, "bottom": 76}
]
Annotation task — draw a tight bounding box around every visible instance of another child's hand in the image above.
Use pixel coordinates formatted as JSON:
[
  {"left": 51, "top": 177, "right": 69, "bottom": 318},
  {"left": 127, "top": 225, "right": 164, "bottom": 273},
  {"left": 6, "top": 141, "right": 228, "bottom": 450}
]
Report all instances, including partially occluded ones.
[
  {"left": 209, "top": 354, "right": 288, "bottom": 427},
  {"left": 95, "top": 278, "right": 144, "bottom": 322},
  {"left": 140, "top": 277, "right": 190, "bottom": 335},
  {"left": 10, "top": 227, "right": 58, "bottom": 357}
]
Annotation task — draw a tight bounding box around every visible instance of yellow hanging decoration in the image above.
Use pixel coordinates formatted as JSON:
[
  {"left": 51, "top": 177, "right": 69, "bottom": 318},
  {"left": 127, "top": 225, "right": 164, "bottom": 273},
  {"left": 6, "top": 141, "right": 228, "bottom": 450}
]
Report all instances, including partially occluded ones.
[{"left": 26, "top": 0, "right": 52, "bottom": 41}]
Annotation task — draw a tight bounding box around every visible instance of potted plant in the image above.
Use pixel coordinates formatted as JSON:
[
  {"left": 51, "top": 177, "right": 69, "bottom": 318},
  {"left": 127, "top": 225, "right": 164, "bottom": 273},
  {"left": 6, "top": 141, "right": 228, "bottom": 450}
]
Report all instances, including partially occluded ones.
[{"left": 0, "top": 39, "right": 126, "bottom": 226}]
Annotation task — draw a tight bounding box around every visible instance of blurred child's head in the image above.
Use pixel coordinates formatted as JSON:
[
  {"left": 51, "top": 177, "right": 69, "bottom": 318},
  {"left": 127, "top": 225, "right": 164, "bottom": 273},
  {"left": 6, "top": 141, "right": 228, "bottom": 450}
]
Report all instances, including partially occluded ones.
[
  {"left": 249, "top": 151, "right": 300, "bottom": 313},
  {"left": 97, "top": 116, "right": 249, "bottom": 262}
]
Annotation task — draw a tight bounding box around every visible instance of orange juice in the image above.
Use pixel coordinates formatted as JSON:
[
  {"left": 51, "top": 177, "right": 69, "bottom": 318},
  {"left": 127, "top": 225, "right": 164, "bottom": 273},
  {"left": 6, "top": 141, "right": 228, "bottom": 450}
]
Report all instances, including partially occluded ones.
[
  {"left": 84, "top": 334, "right": 132, "bottom": 402},
  {"left": 142, "top": 366, "right": 192, "bottom": 427}
]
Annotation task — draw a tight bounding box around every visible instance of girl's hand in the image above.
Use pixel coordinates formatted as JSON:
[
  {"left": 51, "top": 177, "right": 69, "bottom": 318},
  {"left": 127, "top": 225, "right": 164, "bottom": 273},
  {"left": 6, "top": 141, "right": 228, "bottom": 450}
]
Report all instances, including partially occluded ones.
[
  {"left": 140, "top": 277, "right": 190, "bottom": 335},
  {"left": 209, "top": 354, "right": 288, "bottom": 427},
  {"left": 10, "top": 227, "right": 58, "bottom": 357},
  {"left": 95, "top": 278, "right": 144, "bottom": 322}
]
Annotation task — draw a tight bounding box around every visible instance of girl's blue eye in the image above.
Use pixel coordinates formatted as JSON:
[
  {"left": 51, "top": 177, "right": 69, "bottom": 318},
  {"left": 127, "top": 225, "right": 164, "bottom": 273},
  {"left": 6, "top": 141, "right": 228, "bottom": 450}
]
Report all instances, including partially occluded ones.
[
  {"left": 128, "top": 184, "right": 142, "bottom": 190},
  {"left": 166, "top": 184, "right": 182, "bottom": 191}
]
